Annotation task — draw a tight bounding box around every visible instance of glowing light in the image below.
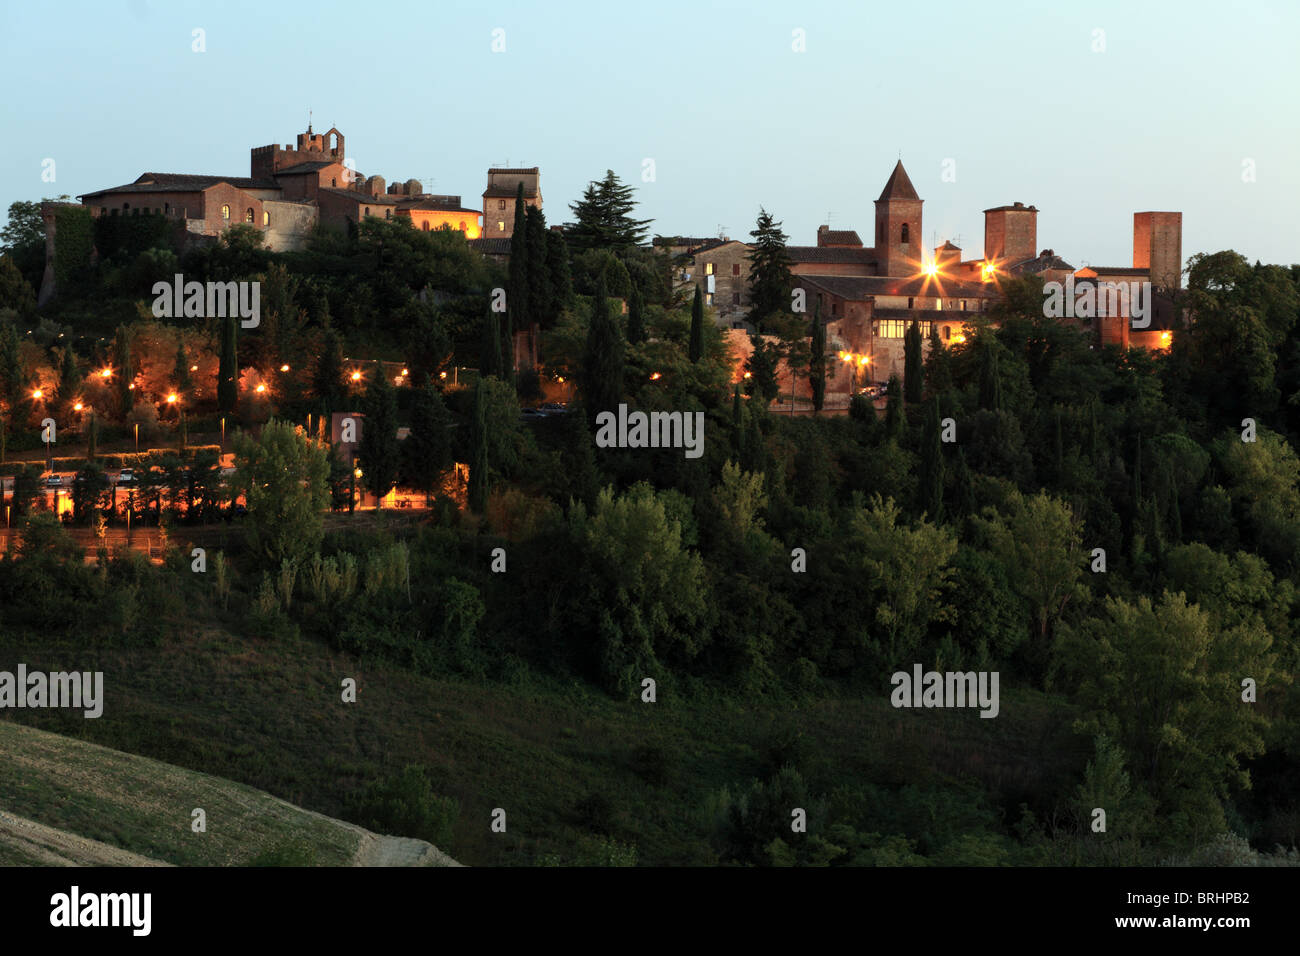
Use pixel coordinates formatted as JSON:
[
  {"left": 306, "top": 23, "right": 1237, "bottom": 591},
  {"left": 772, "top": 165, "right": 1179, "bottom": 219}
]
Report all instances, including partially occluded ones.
[
  {"left": 255, "top": 384, "right": 267, "bottom": 394},
  {"left": 649, "top": 372, "right": 662, "bottom": 381},
  {"left": 743, "top": 371, "right": 752, "bottom": 379},
  {"left": 73, "top": 402, "right": 83, "bottom": 412},
  {"left": 924, "top": 261, "right": 939, "bottom": 278},
  {"left": 401, "top": 368, "right": 409, "bottom": 377},
  {"left": 556, "top": 376, "right": 565, "bottom": 384},
  {"left": 190, "top": 365, "right": 199, "bottom": 372},
  {"left": 353, "top": 468, "right": 363, "bottom": 479},
  {"left": 31, "top": 389, "right": 42, "bottom": 400},
  {"left": 858, "top": 356, "right": 869, "bottom": 366},
  {"left": 350, "top": 370, "right": 362, "bottom": 381},
  {"left": 99, "top": 368, "right": 112, "bottom": 379},
  {"left": 951, "top": 333, "right": 967, "bottom": 344},
  {"left": 280, "top": 364, "right": 290, "bottom": 372},
  {"left": 166, "top": 393, "right": 178, "bottom": 404},
  {"left": 1159, "top": 331, "right": 1172, "bottom": 346},
  {"left": 128, "top": 383, "right": 135, "bottom": 390},
  {"left": 981, "top": 261, "right": 997, "bottom": 282},
  {"left": 439, "top": 371, "right": 447, "bottom": 380}
]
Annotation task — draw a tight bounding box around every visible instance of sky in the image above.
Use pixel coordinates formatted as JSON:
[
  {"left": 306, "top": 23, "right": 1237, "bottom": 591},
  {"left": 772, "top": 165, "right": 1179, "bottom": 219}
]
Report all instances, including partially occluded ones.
[{"left": 2, "top": 0, "right": 1297, "bottom": 270}]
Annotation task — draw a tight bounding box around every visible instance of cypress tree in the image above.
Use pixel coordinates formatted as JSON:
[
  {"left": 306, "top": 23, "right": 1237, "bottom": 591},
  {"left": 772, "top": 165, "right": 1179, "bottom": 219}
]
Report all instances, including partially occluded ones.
[
  {"left": 904, "top": 320, "right": 923, "bottom": 403},
  {"left": 545, "top": 229, "right": 574, "bottom": 321},
  {"left": 977, "top": 342, "right": 1001, "bottom": 411},
  {"left": 403, "top": 377, "right": 452, "bottom": 506},
  {"left": 86, "top": 412, "right": 97, "bottom": 461},
  {"left": 919, "top": 395, "right": 944, "bottom": 522},
  {"left": 481, "top": 304, "right": 502, "bottom": 379},
  {"left": 925, "top": 325, "right": 952, "bottom": 395},
  {"left": 509, "top": 183, "right": 530, "bottom": 327},
  {"left": 525, "top": 205, "right": 551, "bottom": 325},
  {"left": 955, "top": 446, "right": 976, "bottom": 518},
  {"left": 113, "top": 325, "right": 135, "bottom": 416},
  {"left": 580, "top": 274, "right": 624, "bottom": 427},
  {"left": 884, "top": 374, "right": 904, "bottom": 441},
  {"left": 689, "top": 285, "right": 705, "bottom": 362},
  {"left": 1132, "top": 432, "right": 1143, "bottom": 514},
  {"left": 217, "top": 314, "right": 237, "bottom": 414},
  {"left": 468, "top": 378, "right": 489, "bottom": 513},
  {"left": 56, "top": 346, "right": 80, "bottom": 415},
  {"left": 314, "top": 325, "right": 345, "bottom": 420},
  {"left": 809, "top": 303, "right": 826, "bottom": 413},
  {"left": 174, "top": 341, "right": 192, "bottom": 395},
  {"left": 358, "top": 360, "right": 400, "bottom": 506},
  {"left": 627, "top": 284, "right": 646, "bottom": 346},
  {"left": 732, "top": 384, "right": 742, "bottom": 431},
  {"left": 1053, "top": 406, "right": 1064, "bottom": 482}
]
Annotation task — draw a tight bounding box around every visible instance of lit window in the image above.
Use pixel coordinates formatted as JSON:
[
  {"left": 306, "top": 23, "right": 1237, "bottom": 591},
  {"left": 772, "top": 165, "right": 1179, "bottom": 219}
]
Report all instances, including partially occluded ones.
[
  {"left": 497, "top": 221, "right": 505, "bottom": 231},
  {"left": 705, "top": 292, "right": 713, "bottom": 306},
  {"left": 960, "top": 300, "right": 966, "bottom": 311},
  {"left": 221, "top": 204, "right": 230, "bottom": 220},
  {"left": 705, "top": 263, "right": 714, "bottom": 276},
  {"left": 498, "top": 200, "right": 506, "bottom": 210},
  {"left": 245, "top": 208, "right": 254, "bottom": 223},
  {"left": 263, "top": 211, "right": 270, "bottom": 227}
]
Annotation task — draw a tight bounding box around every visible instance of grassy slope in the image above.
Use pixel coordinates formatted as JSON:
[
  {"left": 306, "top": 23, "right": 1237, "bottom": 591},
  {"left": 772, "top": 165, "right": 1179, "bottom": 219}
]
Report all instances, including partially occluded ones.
[{"left": 0, "top": 625, "right": 1087, "bottom": 866}]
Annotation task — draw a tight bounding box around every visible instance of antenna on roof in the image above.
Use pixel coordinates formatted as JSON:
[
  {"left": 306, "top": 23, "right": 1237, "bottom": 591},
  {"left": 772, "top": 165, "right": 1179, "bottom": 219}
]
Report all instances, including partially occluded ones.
[
  {"left": 717, "top": 224, "right": 727, "bottom": 240},
  {"left": 826, "top": 211, "right": 833, "bottom": 226},
  {"left": 307, "top": 108, "right": 312, "bottom": 133}
]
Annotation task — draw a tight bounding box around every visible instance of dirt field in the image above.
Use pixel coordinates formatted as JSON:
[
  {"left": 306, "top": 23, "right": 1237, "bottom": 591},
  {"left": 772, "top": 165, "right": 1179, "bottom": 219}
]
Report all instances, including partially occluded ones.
[{"left": 0, "top": 721, "right": 459, "bottom": 867}]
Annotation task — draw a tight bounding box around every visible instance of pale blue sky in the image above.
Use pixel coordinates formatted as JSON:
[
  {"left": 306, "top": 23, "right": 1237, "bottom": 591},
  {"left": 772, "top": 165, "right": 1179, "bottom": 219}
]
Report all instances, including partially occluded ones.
[{"left": 2, "top": 0, "right": 1296, "bottom": 269}]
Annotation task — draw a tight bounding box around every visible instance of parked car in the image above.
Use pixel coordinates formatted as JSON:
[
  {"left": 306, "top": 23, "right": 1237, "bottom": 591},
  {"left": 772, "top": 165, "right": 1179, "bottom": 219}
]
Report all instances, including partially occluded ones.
[
  {"left": 538, "top": 402, "right": 568, "bottom": 415},
  {"left": 519, "top": 407, "right": 549, "bottom": 421},
  {"left": 43, "top": 474, "right": 63, "bottom": 488},
  {"left": 117, "top": 468, "right": 135, "bottom": 484}
]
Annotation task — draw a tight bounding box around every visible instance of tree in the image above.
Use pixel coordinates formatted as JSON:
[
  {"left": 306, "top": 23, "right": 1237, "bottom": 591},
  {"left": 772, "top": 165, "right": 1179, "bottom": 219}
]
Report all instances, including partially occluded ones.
[
  {"left": 313, "top": 325, "right": 346, "bottom": 420},
  {"left": 525, "top": 204, "right": 552, "bottom": 325},
  {"left": 884, "top": 374, "right": 904, "bottom": 441},
  {"left": 54, "top": 345, "right": 80, "bottom": 418},
  {"left": 809, "top": 305, "right": 827, "bottom": 413},
  {"left": 217, "top": 313, "right": 238, "bottom": 414},
  {"left": 480, "top": 303, "right": 502, "bottom": 379},
  {"left": 508, "top": 183, "right": 531, "bottom": 339},
  {"left": 977, "top": 340, "right": 1002, "bottom": 411},
  {"left": 0, "top": 255, "right": 36, "bottom": 315},
  {"left": 545, "top": 228, "right": 574, "bottom": 323},
  {"left": 580, "top": 275, "right": 624, "bottom": 426},
  {"left": 357, "top": 361, "right": 400, "bottom": 505},
  {"left": 232, "top": 420, "right": 330, "bottom": 567},
  {"left": 468, "top": 379, "right": 490, "bottom": 513},
  {"left": 689, "top": 285, "right": 705, "bottom": 362},
  {"left": 904, "top": 320, "right": 923, "bottom": 403},
  {"left": 112, "top": 325, "right": 134, "bottom": 417},
  {"left": 744, "top": 336, "right": 781, "bottom": 405},
  {"left": 918, "top": 396, "right": 944, "bottom": 522},
  {"left": 403, "top": 379, "right": 452, "bottom": 505},
  {"left": 173, "top": 340, "right": 192, "bottom": 395},
  {"left": 851, "top": 494, "right": 958, "bottom": 669},
  {"left": 627, "top": 283, "right": 646, "bottom": 346},
  {"left": 924, "top": 324, "right": 953, "bottom": 395},
  {"left": 746, "top": 208, "right": 794, "bottom": 329},
  {"left": 565, "top": 170, "right": 653, "bottom": 255}
]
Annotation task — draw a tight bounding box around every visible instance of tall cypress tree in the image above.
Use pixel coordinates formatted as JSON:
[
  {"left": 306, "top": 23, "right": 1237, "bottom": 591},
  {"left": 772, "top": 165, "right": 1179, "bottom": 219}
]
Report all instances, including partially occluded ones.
[
  {"left": 173, "top": 341, "right": 193, "bottom": 395},
  {"left": 216, "top": 314, "right": 237, "bottom": 414},
  {"left": 525, "top": 205, "right": 551, "bottom": 325},
  {"left": 809, "top": 303, "right": 826, "bottom": 413},
  {"left": 918, "top": 395, "right": 944, "bottom": 522},
  {"left": 113, "top": 325, "right": 135, "bottom": 416},
  {"left": 689, "top": 285, "right": 705, "bottom": 362},
  {"left": 402, "top": 376, "right": 451, "bottom": 506},
  {"left": 55, "top": 346, "right": 80, "bottom": 418},
  {"left": 884, "top": 374, "right": 904, "bottom": 442},
  {"left": 580, "top": 274, "right": 624, "bottom": 426},
  {"left": 468, "top": 378, "right": 489, "bottom": 513},
  {"left": 924, "top": 325, "right": 952, "bottom": 395},
  {"left": 480, "top": 304, "right": 502, "bottom": 379},
  {"left": 358, "top": 360, "right": 400, "bottom": 506},
  {"left": 627, "top": 284, "right": 646, "bottom": 346},
  {"left": 509, "top": 183, "right": 530, "bottom": 326},
  {"left": 314, "top": 325, "right": 345, "bottom": 421},
  {"left": 977, "top": 342, "right": 1002, "bottom": 411},
  {"left": 904, "top": 320, "right": 923, "bottom": 403},
  {"left": 545, "top": 229, "right": 574, "bottom": 322}
]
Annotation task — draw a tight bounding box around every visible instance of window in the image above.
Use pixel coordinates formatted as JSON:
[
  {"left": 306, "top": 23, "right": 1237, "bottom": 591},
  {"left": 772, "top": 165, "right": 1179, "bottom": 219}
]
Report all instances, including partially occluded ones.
[
  {"left": 163, "top": 203, "right": 169, "bottom": 215},
  {"left": 943, "top": 326, "right": 951, "bottom": 341},
  {"left": 732, "top": 292, "right": 740, "bottom": 305},
  {"left": 732, "top": 263, "right": 741, "bottom": 276},
  {"left": 385, "top": 209, "right": 392, "bottom": 219},
  {"left": 422, "top": 221, "right": 430, "bottom": 232},
  {"left": 497, "top": 221, "right": 505, "bottom": 231},
  {"left": 123, "top": 202, "right": 130, "bottom": 210},
  {"left": 936, "top": 299, "right": 943, "bottom": 311},
  {"left": 263, "top": 211, "right": 270, "bottom": 227},
  {"left": 498, "top": 200, "right": 506, "bottom": 210},
  {"left": 960, "top": 300, "right": 966, "bottom": 311},
  {"left": 878, "top": 320, "right": 932, "bottom": 339},
  {"left": 705, "top": 262, "right": 714, "bottom": 276},
  {"left": 900, "top": 223, "right": 910, "bottom": 243},
  {"left": 332, "top": 178, "right": 337, "bottom": 187},
  {"left": 877, "top": 220, "right": 884, "bottom": 243},
  {"left": 832, "top": 302, "right": 840, "bottom": 317},
  {"left": 221, "top": 204, "right": 230, "bottom": 221},
  {"left": 705, "top": 292, "right": 714, "bottom": 306},
  {"left": 245, "top": 208, "right": 254, "bottom": 223},
  {"left": 365, "top": 207, "right": 370, "bottom": 216},
  {"left": 907, "top": 297, "right": 914, "bottom": 309}
]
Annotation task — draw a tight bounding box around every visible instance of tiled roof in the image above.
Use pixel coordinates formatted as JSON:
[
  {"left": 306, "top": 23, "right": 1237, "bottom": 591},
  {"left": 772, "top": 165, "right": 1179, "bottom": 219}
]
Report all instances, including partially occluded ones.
[
  {"left": 79, "top": 172, "right": 280, "bottom": 199},
  {"left": 398, "top": 196, "right": 479, "bottom": 214},
  {"left": 818, "top": 229, "right": 863, "bottom": 246},
  {"left": 1008, "top": 252, "right": 1074, "bottom": 275},
  {"left": 684, "top": 238, "right": 735, "bottom": 256},
  {"left": 487, "top": 167, "right": 539, "bottom": 175},
  {"left": 939, "top": 240, "right": 961, "bottom": 251},
  {"left": 655, "top": 236, "right": 715, "bottom": 248},
  {"left": 796, "top": 274, "right": 991, "bottom": 300},
  {"left": 469, "top": 237, "right": 513, "bottom": 255},
  {"left": 984, "top": 203, "right": 1037, "bottom": 213},
  {"left": 320, "top": 187, "right": 400, "bottom": 205},
  {"left": 877, "top": 161, "right": 920, "bottom": 202},
  {"left": 273, "top": 160, "right": 336, "bottom": 176},
  {"left": 1083, "top": 266, "right": 1149, "bottom": 276},
  {"left": 788, "top": 246, "right": 875, "bottom": 265}
]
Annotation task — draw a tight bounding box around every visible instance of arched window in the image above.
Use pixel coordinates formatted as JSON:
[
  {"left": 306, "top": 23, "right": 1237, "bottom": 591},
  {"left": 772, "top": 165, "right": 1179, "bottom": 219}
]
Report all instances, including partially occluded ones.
[
  {"left": 221, "top": 204, "right": 230, "bottom": 221},
  {"left": 422, "top": 221, "right": 430, "bottom": 232},
  {"left": 364, "top": 207, "right": 370, "bottom": 217},
  {"left": 385, "top": 209, "right": 391, "bottom": 219},
  {"left": 900, "top": 223, "right": 910, "bottom": 243},
  {"left": 245, "top": 208, "right": 254, "bottom": 223},
  {"left": 263, "top": 211, "right": 270, "bottom": 227}
]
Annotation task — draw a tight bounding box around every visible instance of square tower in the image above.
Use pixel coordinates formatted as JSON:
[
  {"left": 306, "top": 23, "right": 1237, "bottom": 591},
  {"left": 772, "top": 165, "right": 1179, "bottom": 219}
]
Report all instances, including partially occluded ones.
[
  {"left": 983, "top": 202, "right": 1038, "bottom": 267},
  {"left": 1133, "top": 211, "right": 1182, "bottom": 290},
  {"left": 873, "top": 161, "right": 923, "bottom": 278}
]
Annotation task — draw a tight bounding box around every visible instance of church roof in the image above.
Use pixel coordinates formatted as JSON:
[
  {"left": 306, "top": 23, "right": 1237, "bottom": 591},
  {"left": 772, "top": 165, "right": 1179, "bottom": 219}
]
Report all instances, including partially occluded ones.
[{"left": 877, "top": 161, "right": 920, "bottom": 202}]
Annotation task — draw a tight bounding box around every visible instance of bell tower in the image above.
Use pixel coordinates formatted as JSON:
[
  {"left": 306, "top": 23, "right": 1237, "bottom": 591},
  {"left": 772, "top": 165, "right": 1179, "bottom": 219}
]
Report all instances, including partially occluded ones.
[{"left": 873, "top": 160, "right": 923, "bottom": 277}]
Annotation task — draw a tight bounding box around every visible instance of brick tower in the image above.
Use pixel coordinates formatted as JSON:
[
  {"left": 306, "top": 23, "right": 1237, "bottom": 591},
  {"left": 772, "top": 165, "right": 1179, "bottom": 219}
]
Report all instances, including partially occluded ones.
[{"left": 873, "top": 161, "right": 923, "bottom": 278}]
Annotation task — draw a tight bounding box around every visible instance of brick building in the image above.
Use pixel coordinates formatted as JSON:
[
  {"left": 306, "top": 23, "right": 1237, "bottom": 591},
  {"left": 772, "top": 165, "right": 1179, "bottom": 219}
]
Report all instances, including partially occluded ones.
[{"left": 481, "top": 168, "right": 541, "bottom": 238}]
